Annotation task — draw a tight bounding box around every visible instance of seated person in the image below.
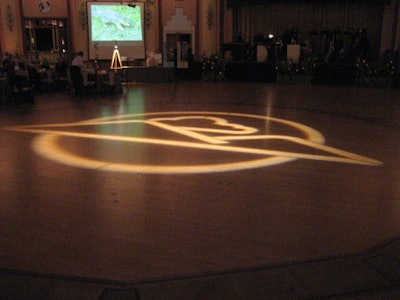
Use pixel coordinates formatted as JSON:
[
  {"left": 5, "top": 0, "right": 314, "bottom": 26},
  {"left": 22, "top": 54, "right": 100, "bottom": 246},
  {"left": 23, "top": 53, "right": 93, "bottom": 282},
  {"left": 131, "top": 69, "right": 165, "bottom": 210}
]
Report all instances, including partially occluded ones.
[
  {"left": 54, "top": 56, "right": 68, "bottom": 79},
  {"left": 70, "top": 51, "right": 86, "bottom": 94},
  {"left": 41, "top": 58, "right": 50, "bottom": 70}
]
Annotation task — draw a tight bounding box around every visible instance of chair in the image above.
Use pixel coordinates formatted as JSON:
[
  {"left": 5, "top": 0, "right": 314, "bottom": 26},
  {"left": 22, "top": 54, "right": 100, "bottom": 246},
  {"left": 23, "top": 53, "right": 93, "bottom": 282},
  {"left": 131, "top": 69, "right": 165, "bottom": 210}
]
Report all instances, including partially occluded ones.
[
  {"left": 38, "top": 68, "right": 55, "bottom": 92},
  {"left": 0, "top": 77, "right": 11, "bottom": 104},
  {"left": 14, "top": 69, "right": 34, "bottom": 102},
  {"left": 110, "top": 70, "right": 123, "bottom": 94},
  {"left": 66, "top": 67, "right": 75, "bottom": 94},
  {"left": 55, "top": 71, "right": 69, "bottom": 91},
  {"left": 97, "top": 70, "right": 119, "bottom": 94}
]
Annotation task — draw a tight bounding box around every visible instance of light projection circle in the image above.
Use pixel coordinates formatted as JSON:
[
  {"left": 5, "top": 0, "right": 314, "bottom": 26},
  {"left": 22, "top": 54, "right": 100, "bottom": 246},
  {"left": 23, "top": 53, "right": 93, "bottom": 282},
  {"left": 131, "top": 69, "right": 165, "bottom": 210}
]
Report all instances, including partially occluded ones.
[{"left": 14, "top": 111, "right": 381, "bottom": 174}]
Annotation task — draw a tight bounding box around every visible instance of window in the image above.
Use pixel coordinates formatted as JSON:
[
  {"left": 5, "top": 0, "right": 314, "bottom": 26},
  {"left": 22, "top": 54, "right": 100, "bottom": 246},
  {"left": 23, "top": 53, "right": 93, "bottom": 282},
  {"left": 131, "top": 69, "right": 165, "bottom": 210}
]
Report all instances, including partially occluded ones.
[{"left": 23, "top": 19, "right": 68, "bottom": 63}]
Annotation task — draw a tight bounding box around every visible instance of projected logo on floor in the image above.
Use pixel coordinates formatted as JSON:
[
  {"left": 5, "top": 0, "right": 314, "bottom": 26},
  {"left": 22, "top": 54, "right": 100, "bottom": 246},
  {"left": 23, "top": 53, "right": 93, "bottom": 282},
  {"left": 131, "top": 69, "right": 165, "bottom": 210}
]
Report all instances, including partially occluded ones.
[{"left": 5, "top": 112, "right": 381, "bottom": 173}]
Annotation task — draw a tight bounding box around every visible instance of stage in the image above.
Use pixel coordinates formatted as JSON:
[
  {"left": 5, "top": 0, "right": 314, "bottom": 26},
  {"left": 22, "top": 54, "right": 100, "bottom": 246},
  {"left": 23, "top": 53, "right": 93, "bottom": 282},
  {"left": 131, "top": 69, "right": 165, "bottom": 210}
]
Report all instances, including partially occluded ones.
[
  {"left": 116, "top": 62, "right": 364, "bottom": 86},
  {"left": 225, "top": 61, "right": 277, "bottom": 83},
  {"left": 121, "top": 66, "right": 176, "bottom": 83},
  {"left": 119, "top": 62, "right": 277, "bottom": 83}
]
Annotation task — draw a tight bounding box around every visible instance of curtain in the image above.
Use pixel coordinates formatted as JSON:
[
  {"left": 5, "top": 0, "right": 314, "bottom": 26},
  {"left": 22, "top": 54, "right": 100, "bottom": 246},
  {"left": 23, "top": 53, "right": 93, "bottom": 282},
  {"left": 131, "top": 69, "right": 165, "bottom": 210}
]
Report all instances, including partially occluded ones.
[{"left": 237, "top": 1, "right": 383, "bottom": 54}]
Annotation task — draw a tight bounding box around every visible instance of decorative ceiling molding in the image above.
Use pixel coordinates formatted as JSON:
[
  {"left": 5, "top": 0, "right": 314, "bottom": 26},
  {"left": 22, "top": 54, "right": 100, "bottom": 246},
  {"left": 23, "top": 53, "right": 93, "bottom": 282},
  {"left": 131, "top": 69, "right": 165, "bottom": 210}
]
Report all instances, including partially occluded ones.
[
  {"left": 228, "top": 0, "right": 390, "bottom": 8},
  {"left": 166, "top": 8, "right": 193, "bottom": 31}
]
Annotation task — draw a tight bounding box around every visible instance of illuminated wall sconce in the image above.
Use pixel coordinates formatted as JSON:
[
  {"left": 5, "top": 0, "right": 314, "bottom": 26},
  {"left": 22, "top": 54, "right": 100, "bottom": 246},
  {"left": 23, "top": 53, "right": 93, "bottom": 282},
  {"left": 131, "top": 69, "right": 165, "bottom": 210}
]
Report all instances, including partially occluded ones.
[
  {"left": 207, "top": 4, "right": 214, "bottom": 30},
  {"left": 79, "top": 3, "right": 87, "bottom": 30},
  {"left": 145, "top": 3, "right": 152, "bottom": 30},
  {"left": 144, "top": 0, "right": 155, "bottom": 30},
  {"left": 6, "top": 5, "right": 14, "bottom": 32}
]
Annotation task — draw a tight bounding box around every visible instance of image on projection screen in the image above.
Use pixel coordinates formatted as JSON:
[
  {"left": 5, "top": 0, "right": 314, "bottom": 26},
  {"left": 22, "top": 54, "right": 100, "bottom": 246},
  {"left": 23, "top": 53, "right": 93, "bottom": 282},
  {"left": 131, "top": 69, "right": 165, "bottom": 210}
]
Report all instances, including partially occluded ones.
[{"left": 90, "top": 5, "right": 142, "bottom": 42}]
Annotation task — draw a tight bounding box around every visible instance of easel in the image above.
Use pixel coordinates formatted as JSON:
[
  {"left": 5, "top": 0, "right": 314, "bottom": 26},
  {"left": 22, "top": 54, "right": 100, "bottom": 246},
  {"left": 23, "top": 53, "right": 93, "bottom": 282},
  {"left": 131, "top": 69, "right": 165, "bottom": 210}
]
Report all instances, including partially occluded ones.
[
  {"left": 110, "top": 45, "right": 124, "bottom": 93},
  {"left": 110, "top": 46, "right": 123, "bottom": 70}
]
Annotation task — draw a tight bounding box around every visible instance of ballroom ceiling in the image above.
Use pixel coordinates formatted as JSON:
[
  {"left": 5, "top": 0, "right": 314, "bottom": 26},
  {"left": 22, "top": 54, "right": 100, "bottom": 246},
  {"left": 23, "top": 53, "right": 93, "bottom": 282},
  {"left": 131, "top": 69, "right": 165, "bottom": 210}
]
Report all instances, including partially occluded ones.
[{"left": 227, "top": 0, "right": 390, "bottom": 7}]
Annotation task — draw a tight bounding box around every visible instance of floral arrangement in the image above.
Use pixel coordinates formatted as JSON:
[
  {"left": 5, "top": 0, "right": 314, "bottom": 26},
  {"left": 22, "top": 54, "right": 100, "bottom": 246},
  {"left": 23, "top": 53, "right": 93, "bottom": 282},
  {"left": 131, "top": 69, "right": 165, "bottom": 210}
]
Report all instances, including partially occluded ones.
[
  {"left": 354, "top": 55, "right": 396, "bottom": 87},
  {"left": 275, "top": 53, "right": 317, "bottom": 84},
  {"left": 201, "top": 54, "right": 226, "bottom": 81}
]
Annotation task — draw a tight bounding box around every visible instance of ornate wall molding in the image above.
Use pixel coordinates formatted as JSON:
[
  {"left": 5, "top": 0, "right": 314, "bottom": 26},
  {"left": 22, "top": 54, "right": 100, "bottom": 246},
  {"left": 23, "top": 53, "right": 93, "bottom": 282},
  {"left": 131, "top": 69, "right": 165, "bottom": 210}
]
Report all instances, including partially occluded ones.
[{"left": 6, "top": 5, "right": 14, "bottom": 32}]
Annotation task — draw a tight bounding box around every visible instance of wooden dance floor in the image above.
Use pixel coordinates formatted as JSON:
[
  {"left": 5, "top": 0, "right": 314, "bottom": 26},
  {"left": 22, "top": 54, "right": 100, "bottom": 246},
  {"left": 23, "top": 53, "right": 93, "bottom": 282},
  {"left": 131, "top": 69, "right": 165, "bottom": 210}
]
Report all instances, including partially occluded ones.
[{"left": 1, "top": 82, "right": 400, "bottom": 298}]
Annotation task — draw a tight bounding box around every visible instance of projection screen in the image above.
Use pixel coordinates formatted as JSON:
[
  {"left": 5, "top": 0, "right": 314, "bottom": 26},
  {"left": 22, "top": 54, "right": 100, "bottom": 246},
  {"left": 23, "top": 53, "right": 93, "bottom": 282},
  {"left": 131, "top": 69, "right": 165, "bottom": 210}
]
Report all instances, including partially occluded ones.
[{"left": 87, "top": 2, "right": 145, "bottom": 60}]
